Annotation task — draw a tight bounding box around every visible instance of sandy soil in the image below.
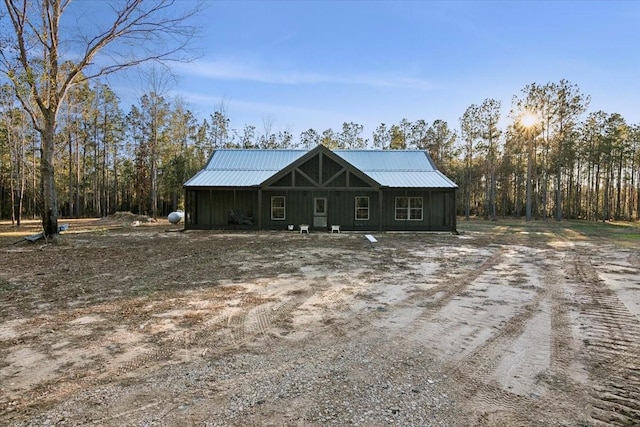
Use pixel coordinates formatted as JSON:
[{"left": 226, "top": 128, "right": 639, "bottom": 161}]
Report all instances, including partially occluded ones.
[{"left": 0, "top": 215, "right": 639, "bottom": 426}]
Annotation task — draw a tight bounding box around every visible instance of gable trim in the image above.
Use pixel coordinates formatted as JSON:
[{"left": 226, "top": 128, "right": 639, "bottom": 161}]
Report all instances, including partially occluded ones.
[{"left": 261, "top": 145, "right": 381, "bottom": 190}]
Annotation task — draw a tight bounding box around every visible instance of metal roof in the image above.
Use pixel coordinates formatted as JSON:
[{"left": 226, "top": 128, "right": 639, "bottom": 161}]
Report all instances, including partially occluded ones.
[
  {"left": 184, "top": 150, "right": 307, "bottom": 187},
  {"left": 334, "top": 150, "right": 436, "bottom": 172},
  {"left": 184, "top": 148, "right": 457, "bottom": 189},
  {"left": 333, "top": 150, "right": 456, "bottom": 188},
  {"left": 183, "top": 170, "right": 276, "bottom": 187},
  {"left": 206, "top": 149, "right": 307, "bottom": 171},
  {"left": 365, "top": 171, "right": 457, "bottom": 188}
]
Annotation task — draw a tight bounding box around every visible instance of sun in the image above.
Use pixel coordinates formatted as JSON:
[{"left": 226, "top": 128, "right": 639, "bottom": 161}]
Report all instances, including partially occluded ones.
[{"left": 521, "top": 111, "right": 538, "bottom": 128}]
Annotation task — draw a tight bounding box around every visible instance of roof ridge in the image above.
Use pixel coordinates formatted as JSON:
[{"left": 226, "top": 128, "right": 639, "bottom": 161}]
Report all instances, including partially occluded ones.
[
  {"left": 362, "top": 168, "right": 435, "bottom": 171},
  {"left": 334, "top": 149, "right": 427, "bottom": 152},
  {"left": 214, "top": 148, "right": 307, "bottom": 151}
]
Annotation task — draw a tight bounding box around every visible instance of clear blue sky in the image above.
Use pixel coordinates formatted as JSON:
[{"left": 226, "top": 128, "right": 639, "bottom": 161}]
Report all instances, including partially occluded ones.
[{"left": 116, "top": 0, "right": 640, "bottom": 140}]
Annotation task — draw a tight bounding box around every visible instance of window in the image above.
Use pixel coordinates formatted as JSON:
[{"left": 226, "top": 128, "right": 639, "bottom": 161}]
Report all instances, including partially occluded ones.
[
  {"left": 271, "top": 196, "right": 285, "bottom": 220},
  {"left": 409, "top": 197, "right": 423, "bottom": 220},
  {"left": 355, "top": 196, "right": 370, "bottom": 220},
  {"left": 314, "top": 198, "right": 326, "bottom": 215},
  {"left": 395, "top": 197, "right": 408, "bottom": 220},
  {"left": 395, "top": 197, "right": 423, "bottom": 220}
]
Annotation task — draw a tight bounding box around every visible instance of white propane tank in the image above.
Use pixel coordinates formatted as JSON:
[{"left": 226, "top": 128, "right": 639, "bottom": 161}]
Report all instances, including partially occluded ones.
[{"left": 168, "top": 210, "right": 184, "bottom": 224}]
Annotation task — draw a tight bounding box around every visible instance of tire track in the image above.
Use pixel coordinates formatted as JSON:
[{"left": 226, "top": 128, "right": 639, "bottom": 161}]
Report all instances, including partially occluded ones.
[
  {"left": 446, "top": 293, "right": 553, "bottom": 424},
  {"left": 227, "top": 310, "right": 249, "bottom": 347},
  {"left": 322, "top": 286, "right": 354, "bottom": 313},
  {"left": 393, "top": 226, "right": 513, "bottom": 320},
  {"left": 226, "top": 290, "right": 319, "bottom": 348},
  {"left": 21, "top": 291, "right": 310, "bottom": 424},
  {"left": 409, "top": 247, "right": 507, "bottom": 319},
  {"left": 573, "top": 253, "right": 640, "bottom": 426},
  {"left": 405, "top": 243, "right": 540, "bottom": 423},
  {"left": 543, "top": 234, "right": 584, "bottom": 388},
  {"left": 441, "top": 240, "right": 591, "bottom": 425}
]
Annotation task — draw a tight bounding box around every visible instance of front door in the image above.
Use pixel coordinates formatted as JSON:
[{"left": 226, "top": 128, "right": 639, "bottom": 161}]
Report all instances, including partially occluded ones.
[{"left": 313, "top": 197, "right": 327, "bottom": 228}]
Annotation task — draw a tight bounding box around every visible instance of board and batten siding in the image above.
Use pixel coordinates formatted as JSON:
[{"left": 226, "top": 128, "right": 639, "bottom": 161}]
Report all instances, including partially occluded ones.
[
  {"left": 185, "top": 188, "right": 258, "bottom": 229},
  {"left": 261, "top": 190, "right": 380, "bottom": 231},
  {"left": 380, "top": 189, "right": 456, "bottom": 231},
  {"left": 185, "top": 188, "right": 455, "bottom": 232}
]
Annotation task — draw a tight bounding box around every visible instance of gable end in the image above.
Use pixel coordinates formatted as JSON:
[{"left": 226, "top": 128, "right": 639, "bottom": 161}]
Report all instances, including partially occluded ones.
[{"left": 261, "top": 145, "right": 380, "bottom": 190}]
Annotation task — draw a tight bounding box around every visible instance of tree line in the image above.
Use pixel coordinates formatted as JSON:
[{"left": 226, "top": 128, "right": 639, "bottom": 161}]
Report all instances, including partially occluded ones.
[
  {"left": 2, "top": 1, "right": 638, "bottom": 236},
  {"left": 1, "top": 77, "right": 638, "bottom": 224}
]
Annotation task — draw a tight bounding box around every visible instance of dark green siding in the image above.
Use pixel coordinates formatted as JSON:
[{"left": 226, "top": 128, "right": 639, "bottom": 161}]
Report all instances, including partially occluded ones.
[
  {"left": 262, "top": 190, "right": 311, "bottom": 230},
  {"left": 258, "top": 190, "right": 381, "bottom": 231},
  {"left": 185, "top": 189, "right": 258, "bottom": 229},
  {"left": 186, "top": 188, "right": 456, "bottom": 232},
  {"left": 381, "top": 190, "right": 456, "bottom": 231}
]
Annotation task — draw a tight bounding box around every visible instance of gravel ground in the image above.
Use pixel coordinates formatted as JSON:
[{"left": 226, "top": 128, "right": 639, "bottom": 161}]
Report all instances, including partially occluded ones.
[
  {"left": 1, "top": 217, "right": 639, "bottom": 426},
  {"left": 13, "top": 320, "right": 459, "bottom": 426}
]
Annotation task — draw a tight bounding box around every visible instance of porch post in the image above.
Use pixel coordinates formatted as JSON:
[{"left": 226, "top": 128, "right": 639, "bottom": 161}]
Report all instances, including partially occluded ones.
[
  {"left": 452, "top": 190, "right": 458, "bottom": 233},
  {"left": 209, "top": 189, "right": 213, "bottom": 230},
  {"left": 258, "top": 189, "right": 263, "bottom": 231},
  {"left": 378, "top": 189, "right": 383, "bottom": 232}
]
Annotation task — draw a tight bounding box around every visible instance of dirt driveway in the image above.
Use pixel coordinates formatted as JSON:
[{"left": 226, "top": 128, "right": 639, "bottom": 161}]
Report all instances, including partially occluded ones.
[{"left": 1, "top": 217, "right": 639, "bottom": 426}]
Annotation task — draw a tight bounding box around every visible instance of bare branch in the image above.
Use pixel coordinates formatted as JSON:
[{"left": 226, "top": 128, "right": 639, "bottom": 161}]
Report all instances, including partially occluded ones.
[
  {"left": 62, "top": 0, "right": 201, "bottom": 94},
  {"left": 0, "top": 0, "right": 203, "bottom": 237},
  {"left": 1, "top": 0, "right": 202, "bottom": 116}
]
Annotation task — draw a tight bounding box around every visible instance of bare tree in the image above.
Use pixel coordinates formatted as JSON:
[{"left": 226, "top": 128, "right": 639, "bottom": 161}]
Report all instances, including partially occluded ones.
[
  {"left": 139, "top": 66, "right": 175, "bottom": 219},
  {"left": 338, "top": 122, "right": 367, "bottom": 149},
  {"left": 300, "top": 128, "right": 320, "bottom": 149},
  {"left": 372, "top": 123, "right": 390, "bottom": 149},
  {"left": 459, "top": 104, "right": 481, "bottom": 219},
  {"left": 0, "top": 0, "right": 201, "bottom": 237},
  {"left": 477, "top": 99, "right": 502, "bottom": 221},
  {"left": 1, "top": 83, "right": 32, "bottom": 225},
  {"left": 210, "top": 103, "right": 231, "bottom": 149}
]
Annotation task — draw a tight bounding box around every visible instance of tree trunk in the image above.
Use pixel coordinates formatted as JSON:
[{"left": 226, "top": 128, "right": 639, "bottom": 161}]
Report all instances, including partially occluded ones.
[
  {"left": 464, "top": 144, "right": 472, "bottom": 220},
  {"left": 68, "top": 126, "right": 75, "bottom": 218},
  {"left": 573, "top": 158, "right": 581, "bottom": 219},
  {"left": 151, "top": 118, "right": 159, "bottom": 219},
  {"left": 556, "top": 160, "right": 562, "bottom": 221},
  {"left": 630, "top": 155, "right": 637, "bottom": 220},
  {"left": 10, "top": 165, "right": 17, "bottom": 225},
  {"left": 32, "top": 146, "right": 37, "bottom": 220},
  {"left": 102, "top": 130, "right": 108, "bottom": 216},
  {"left": 41, "top": 112, "right": 58, "bottom": 237},
  {"left": 113, "top": 142, "right": 119, "bottom": 212},
  {"left": 76, "top": 133, "right": 81, "bottom": 217},
  {"left": 594, "top": 164, "right": 601, "bottom": 221},
  {"left": 490, "top": 163, "right": 497, "bottom": 221},
  {"left": 615, "top": 152, "right": 623, "bottom": 220},
  {"left": 18, "top": 144, "right": 25, "bottom": 226},
  {"left": 636, "top": 171, "right": 640, "bottom": 220},
  {"left": 93, "top": 118, "right": 100, "bottom": 217},
  {"left": 525, "top": 136, "right": 533, "bottom": 221}
]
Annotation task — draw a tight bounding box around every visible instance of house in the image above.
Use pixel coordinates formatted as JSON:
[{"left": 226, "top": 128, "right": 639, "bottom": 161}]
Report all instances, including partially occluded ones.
[{"left": 183, "top": 145, "right": 457, "bottom": 232}]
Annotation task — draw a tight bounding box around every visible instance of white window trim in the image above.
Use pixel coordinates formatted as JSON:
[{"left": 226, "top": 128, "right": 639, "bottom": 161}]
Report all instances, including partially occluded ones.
[
  {"left": 314, "top": 197, "right": 327, "bottom": 215},
  {"left": 395, "top": 196, "right": 423, "bottom": 221},
  {"left": 271, "top": 196, "right": 286, "bottom": 220},
  {"left": 355, "top": 196, "right": 370, "bottom": 220}
]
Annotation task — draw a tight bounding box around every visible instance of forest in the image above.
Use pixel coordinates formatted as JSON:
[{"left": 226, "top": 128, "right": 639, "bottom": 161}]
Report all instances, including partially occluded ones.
[
  {"left": 1, "top": 78, "right": 639, "bottom": 224},
  {"left": 1, "top": 1, "right": 637, "bottom": 231}
]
